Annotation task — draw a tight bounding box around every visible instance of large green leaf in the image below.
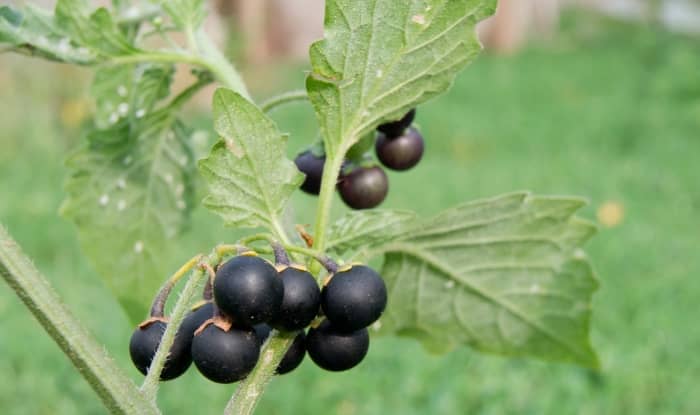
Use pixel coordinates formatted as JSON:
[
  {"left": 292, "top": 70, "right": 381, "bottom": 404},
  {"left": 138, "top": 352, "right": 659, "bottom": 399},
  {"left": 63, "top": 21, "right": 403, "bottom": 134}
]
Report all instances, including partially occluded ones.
[
  {"left": 61, "top": 110, "right": 196, "bottom": 323},
  {"left": 307, "top": 0, "right": 496, "bottom": 157},
  {"left": 327, "top": 209, "right": 417, "bottom": 256},
  {"left": 199, "top": 89, "right": 304, "bottom": 233},
  {"left": 369, "top": 193, "right": 600, "bottom": 367}
]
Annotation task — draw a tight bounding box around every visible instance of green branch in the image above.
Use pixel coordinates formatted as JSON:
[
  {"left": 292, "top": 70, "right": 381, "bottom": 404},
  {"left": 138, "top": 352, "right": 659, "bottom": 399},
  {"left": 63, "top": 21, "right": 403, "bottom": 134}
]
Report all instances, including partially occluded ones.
[
  {"left": 260, "top": 90, "right": 309, "bottom": 113},
  {"left": 0, "top": 224, "right": 160, "bottom": 415}
]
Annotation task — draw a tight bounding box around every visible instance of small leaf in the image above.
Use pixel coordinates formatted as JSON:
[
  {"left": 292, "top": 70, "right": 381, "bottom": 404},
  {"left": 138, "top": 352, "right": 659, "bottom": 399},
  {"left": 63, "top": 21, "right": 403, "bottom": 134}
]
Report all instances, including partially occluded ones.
[
  {"left": 327, "top": 209, "right": 417, "bottom": 256},
  {"left": 55, "top": 0, "right": 138, "bottom": 56},
  {"left": 368, "top": 193, "right": 600, "bottom": 368},
  {"left": 160, "top": 0, "right": 205, "bottom": 30},
  {"left": 199, "top": 89, "right": 304, "bottom": 232},
  {"left": 61, "top": 112, "right": 196, "bottom": 322},
  {"left": 0, "top": 4, "right": 97, "bottom": 64},
  {"left": 307, "top": 0, "right": 497, "bottom": 157}
]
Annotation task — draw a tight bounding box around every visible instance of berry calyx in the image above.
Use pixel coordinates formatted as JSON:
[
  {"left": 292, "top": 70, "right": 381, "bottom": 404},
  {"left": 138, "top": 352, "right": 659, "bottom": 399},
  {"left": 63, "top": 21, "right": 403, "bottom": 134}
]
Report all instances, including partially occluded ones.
[
  {"left": 269, "top": 266, "right": 321, "bottom": 331},
  {"left": 191, "top": 323, "right": 260, "bottom": 383},
  {"left": 294, "top": 150, "right": 326, "bottom": 195},
  {"left": 306, "top": 319, "right": 369, "bottom": 372},
  {"left": 376, "top": 108, "right": 416, "bottom": 138},
  {"left": 254, "top": 324, "right": 307, "bottom": 375},
  {"left": 375, "top": 127, "right": 424, "bottom": 171},
  {"left": 128, "top": 319, "right": 192, "bottom": 381},
  {"left": 213, "top": 255, "right": 283, "bottom": 326},
  {"left": 338, "top": 166, "right": 388, "bottom": 210},
  {"left": 321, "top": 265, "right": 387, "bottom": 332}
]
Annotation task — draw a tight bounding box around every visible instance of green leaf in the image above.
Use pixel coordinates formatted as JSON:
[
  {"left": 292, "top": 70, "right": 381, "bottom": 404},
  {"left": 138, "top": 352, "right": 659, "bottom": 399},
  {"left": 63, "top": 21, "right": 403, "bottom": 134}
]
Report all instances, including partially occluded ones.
[
  {"left": 369, "top": 193, "right": 600, "bottom": 367},
  {"left": 307, "top": 0, "right": 497, "bottom": 157},
  {"left": 327, "top": 209, "right": 417, "bottom": 256},
  {"left": 199, "top": 89, "right": 304, "bottom": 233},
  {"left": 161, "top": 0, "right": 205, "bottom": 30},
  {"left": 55, "top": 0, "right": 138, "bottom": 56},
  {"left": 61, "top": 111, "right": 196, "bottom": 322},
  {"left": 91, "top": 64, "right": 174, "bottom": 129},
  {"left": 0, "top": 4, "right": 98, "bottom": 64}
]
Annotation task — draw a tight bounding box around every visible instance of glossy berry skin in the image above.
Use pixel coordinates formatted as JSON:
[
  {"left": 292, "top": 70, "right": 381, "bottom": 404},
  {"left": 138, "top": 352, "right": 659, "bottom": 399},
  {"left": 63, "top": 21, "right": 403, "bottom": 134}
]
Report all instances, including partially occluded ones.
[
  {"left": 377, "top": 108, "right": 416, "bottom": 138},
  {"left": 269, "top": 267, "right": 321, "bottom": 331},
  {"left": 294, "top": 150, "right": 325, "bottom": 195},
  {"left": 322, "top": 265, "right": 387, "bottom": 332},
  {"left": 375, "top": 127, "right": 424, "bottom": 171},
  {"left": 179, "top": 302, "right": 214, "bottom": 342},
  {"left": 254, "top": 324, "right": 307, "bottom": 375},
  {"left": 338, "top": 166, "right": 388, "bottom": 210},
  {"left": 306, "top": 320, "right": 369, "bottom": 372},
  {"left": 129, "top": 320, "right": 191, "bottom": 380},
  {"left": 214, "top": 255, "right": 283, "bottom": 326},
  {"left": 191, "top": 324, "right": 260, "bottom": 383}
]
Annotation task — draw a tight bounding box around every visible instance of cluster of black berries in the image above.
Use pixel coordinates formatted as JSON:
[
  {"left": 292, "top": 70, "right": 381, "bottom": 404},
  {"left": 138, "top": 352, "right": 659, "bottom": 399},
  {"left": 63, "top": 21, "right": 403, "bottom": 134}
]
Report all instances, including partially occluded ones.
[
  {"left": 129, "top": 252, "right": 387, "bottom": 383},
  {"left": 295, "top": 108, "right": 424, "bottom": 210}
]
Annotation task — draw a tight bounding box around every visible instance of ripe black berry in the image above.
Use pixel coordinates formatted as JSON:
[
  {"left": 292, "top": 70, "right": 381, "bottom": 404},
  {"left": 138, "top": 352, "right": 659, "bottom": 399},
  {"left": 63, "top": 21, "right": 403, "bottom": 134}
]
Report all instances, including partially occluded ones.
[
  {"left": 128, "top": 320, "right": 191, "bottom": 380},
  {"left": 179, "top": 302, "right": 214, "bottom": 341},
  {"left": 254, "top": 324, "right": 307, "bottom": 375},
  {"left": 338, "top": 166, "right": 388, "bottom": 210},
  {"left": 269, "top": 266, "right": 321, "bottom": 331},
  {"left": 321, "top": 265, "right": 387, "bottom": 331},
  {"left": 377, "top": 108, "right": 416, "bottom": 137},
  {"left": 294, "top": 150, "right": 325, "bottom": 195},
  {"left": 306, "top": 320, "right": 369, "bottom": 372},
  {"left": 214, "top": 255, "right": 283, "bottom": 326},
  {"left": 375, "top": 127, "right": 424, "bottom": 171},
  {"left": 191, "top": 324, "right": 260, "bottom": 383}
]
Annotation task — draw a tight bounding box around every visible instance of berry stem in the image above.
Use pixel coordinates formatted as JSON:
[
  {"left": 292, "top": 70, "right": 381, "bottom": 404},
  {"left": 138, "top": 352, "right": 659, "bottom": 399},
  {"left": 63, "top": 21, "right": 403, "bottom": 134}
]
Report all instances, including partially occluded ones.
[
  {"left": 140, "top": 263, "right": 208, "bottom": 399},
  {"left": 149, "top": 254, "right": 203, "bottom": 317},
  {"left": 259, "top": 90, "right": 309, "bottom": 113},
  {"left": 0, "top": 225, "right": 160, "bottom": 415},
  {"left": 271, "top": 242, "right": 291, "bottom": 266}
]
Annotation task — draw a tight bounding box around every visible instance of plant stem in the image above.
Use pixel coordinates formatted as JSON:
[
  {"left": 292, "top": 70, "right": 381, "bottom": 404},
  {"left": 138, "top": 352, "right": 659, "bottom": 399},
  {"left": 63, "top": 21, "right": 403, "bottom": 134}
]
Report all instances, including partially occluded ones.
[
  {"left": 192, "top": 28, "right": 251, "bottom": 101},
  {"left": 312, "top": 152, "right": 346, "bottom": 253},
  {"left": 224, "top": 331, "right": 298, "bottom": 415},
  {"left": 140, "top": 265, "right": 207, "bottom": 399},
  {"left": 0, "top": 225, "right": 160, "bottom": 415},
  {"left": 259, "top": 90, "right": 308, "bottom": 113}
]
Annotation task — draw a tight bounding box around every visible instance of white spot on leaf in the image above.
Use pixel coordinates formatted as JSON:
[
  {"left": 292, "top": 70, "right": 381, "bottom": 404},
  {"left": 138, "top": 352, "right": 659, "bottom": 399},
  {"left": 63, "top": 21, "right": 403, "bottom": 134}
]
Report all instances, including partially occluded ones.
[
  {"left": 133, "top": 240, "right": 144, "bottom": 254},
  {"left": 117, "top": 102, "right": 129, "bottom": 116},
  {"left": 176, "top": 200, "right": 186, "bottom": 210},
  {"left": 98, "top": 194, "right": 109, "bottom": 206},
  {"left": 376, "top": 69, "right": 383, "bottom": 78},
  {"left": 116, "top": 178, "right": 127, "bottom": 189},
  {"left": 117, "top": 200, "right": 127, "bottom": 211},
  {"left": 109, "top": 112, "right": 119, "bottom": 124},
  {"left": 117, "top": 85, "right": 128, "bottom": 97},
  {"left": 412, "top": 14, "right": 426, "bottom": 25},
  {"left": 135, "top": 109, "right": 146, "bottom": 118},
  {"left": 444, "top": 280, "right": 455, "bottom": 289}
]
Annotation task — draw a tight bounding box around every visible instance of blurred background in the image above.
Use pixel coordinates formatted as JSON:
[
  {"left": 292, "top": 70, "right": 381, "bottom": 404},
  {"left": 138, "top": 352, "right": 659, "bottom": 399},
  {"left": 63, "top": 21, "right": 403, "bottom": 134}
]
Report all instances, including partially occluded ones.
[{"left": 1, "top": 0, "right": 700, "bottom": 413}]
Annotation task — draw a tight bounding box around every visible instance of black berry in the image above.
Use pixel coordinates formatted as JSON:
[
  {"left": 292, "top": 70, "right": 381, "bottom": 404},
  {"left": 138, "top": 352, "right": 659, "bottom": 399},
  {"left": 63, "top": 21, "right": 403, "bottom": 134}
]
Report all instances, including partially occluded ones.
[
  {"left": 306, "top": 320, "right": 369, "bottom": 372},
  {"left": 128, "top": 320, "right": 192, "bottom": 380},
  {"left": 375, "top": 127, "right": 424, "bottom": 171},
  {"left": 254, "top": 325, "right": 307, "bottom": 375},
  {"left": 191, "top": 324, "right": 260, "bottom": 383},
  {"left": 269, "top": 267, "right": 321, "bottom": 331},
  {"left": 338, "top": 166, "right": 388, "bottom": 210},
  {"left": 214, "top": 255, "right": 283, "bottom": 326},
  {"left": 321, "top": 265, "right": 387, "bottom": 332},
  {"left": 294, "top": 150, "right": 325, "bottom": 195},
  {"left": 376, "top": 108, "right": 416, "bottom": 138},
  {"left": 179, "top": 302, "right": 214, "bottom": 343}
]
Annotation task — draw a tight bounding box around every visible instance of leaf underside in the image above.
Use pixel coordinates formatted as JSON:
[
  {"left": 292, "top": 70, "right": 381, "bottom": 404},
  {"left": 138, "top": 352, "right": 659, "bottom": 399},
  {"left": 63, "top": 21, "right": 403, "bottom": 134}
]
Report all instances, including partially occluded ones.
[
  {"left": 306, "top": 0, "right": 497, "bottom": 157},
  {"left": 199, "top": 89, "right": 304, "bottom": 233},
  {"left": 61, "top": 96, "right": 195, "bottom": 322},
  {"left": 367, "top": 193, "right": 600, "bottom": 368}
]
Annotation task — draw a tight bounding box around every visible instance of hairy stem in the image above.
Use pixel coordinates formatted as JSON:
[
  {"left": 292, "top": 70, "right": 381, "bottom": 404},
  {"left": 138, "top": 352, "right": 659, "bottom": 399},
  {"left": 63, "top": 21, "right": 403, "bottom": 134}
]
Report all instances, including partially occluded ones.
[
  {"left": 0, "top": 225, "right": 160, "bottom": 415},
  {"left": 224, "top": 331, "right": 298, "bottom": 415},
  {"left": 259, "top": 90, "right": 309, "bottom": 113},
  {"left": 140, "top": 266, "right": 207, "bottom": 399}
]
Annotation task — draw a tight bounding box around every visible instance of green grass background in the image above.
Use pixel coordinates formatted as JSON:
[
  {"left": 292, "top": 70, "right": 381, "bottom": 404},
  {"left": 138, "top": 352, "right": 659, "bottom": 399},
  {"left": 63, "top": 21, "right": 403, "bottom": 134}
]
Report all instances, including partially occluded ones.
[{"left": 1, "top": 13, "right": 699, "bottom": 414}]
